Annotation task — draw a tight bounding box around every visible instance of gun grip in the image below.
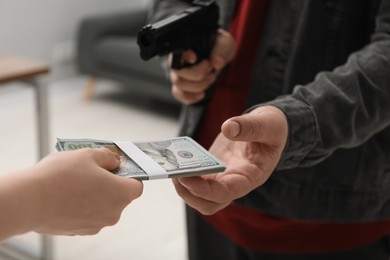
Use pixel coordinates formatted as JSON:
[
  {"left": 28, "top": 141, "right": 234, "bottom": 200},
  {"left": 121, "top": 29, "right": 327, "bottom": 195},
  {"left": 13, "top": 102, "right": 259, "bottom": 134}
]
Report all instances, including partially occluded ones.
[{"left": 171, "top": 52, "right": 183, "bottom": 70}]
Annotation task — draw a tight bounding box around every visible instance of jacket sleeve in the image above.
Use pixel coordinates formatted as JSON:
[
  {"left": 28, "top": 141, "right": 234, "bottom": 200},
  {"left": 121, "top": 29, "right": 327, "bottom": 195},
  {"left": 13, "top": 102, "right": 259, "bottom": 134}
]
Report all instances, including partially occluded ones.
[
  {"left": 266, "top": 0, "right": 390, "bottom": 170},
  {"left": 147, "top": 0, "right": 193, "bottom": 23},
  {"left": 148, "top": 0, "right": 237, "bottom": 29}
]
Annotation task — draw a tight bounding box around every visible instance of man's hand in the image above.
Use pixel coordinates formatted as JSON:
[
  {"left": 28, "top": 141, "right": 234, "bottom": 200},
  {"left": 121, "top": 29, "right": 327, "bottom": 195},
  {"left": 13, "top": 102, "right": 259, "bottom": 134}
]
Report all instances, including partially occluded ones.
[
  {"left": 169, "top": 29, "right": 236, "bottom": 104},
  {"left": 172, "top": 106, "right": 288, "bottom": 215}
]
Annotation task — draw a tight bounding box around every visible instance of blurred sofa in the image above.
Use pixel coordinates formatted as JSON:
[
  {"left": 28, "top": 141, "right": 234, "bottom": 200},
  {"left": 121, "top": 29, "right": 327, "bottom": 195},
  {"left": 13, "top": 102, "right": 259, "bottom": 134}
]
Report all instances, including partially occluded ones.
[{"left": 76, "top": 7, "right": 178, "bottom": 105}]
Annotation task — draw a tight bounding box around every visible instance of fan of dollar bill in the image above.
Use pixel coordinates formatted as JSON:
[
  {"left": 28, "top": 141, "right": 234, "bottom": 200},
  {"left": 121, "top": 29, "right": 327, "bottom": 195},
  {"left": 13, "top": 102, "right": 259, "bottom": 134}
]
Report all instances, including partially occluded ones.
[{"left": 56, "top": 136, "right": 225, "bottom": 180}]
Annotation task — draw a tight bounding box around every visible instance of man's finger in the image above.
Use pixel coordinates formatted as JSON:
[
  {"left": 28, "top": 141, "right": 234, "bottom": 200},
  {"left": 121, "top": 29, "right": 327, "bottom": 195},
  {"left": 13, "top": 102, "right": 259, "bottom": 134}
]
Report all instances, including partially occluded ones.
[
  {"left": 178, "top": 176, "right": 231, "bottom": 204},
  {"left": 181, "top": 50, "right": 197, "bottom": 65},
  {"left": 221, "top": 106, "right": 288, "bottom": 146},
  {"left": 210, "top": 29, "right": 236, "bottom": 70},
  {"left": 221, "top": 114, "right": 263, "bottom": 141},
  {"left": 172, "top": 178, "right": 226, "bottom": 215}
]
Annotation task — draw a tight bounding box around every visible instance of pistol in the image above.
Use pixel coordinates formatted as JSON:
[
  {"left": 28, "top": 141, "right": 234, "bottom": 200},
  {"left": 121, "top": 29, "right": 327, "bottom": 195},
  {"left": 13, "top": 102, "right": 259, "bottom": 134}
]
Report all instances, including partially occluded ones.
[{"left": 137, "top": 0, "right": 219, "bottom": 69}]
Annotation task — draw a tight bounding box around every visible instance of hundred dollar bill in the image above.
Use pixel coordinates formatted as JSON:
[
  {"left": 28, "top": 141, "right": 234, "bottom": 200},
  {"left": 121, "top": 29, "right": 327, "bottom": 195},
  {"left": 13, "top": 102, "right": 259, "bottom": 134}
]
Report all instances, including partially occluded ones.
[{"left": 56, "top": 136, "right": 225, "bottom": 180}]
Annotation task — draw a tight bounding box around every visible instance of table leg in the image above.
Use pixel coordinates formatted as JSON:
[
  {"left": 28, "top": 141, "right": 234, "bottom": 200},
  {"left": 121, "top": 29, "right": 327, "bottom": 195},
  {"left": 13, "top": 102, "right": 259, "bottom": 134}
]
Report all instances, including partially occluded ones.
[
  {"left": 31, "top": 77, "right": 50, "bottom": 159},
  {"left": 31, "top": 77, "right": 54, "bottom": 260},
  {"left": 41, "top": 235, "right": 54, "bottom": 260},
  {"left": 0, "top": 77, "right": 54, "bottom": 260}
]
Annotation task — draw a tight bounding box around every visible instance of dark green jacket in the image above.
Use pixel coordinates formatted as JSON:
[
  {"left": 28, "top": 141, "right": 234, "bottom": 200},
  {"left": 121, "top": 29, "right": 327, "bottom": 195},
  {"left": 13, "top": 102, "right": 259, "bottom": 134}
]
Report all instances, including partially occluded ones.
[{"left": 150, "top": 0, "right": 390, "bottom": 222}]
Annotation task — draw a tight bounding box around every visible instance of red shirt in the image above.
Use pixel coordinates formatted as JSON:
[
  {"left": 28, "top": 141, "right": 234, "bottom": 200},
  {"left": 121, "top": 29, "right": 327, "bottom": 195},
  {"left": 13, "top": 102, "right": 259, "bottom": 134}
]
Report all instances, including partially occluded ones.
[{"left": 193, "top": 0, "right": 390, "bottom": 254}]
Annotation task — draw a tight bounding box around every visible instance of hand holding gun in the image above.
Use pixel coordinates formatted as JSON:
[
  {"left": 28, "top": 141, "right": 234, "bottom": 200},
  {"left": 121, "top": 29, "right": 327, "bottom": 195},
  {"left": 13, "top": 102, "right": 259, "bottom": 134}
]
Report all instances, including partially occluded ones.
[{"left": 137, "top": 0, "right": 219, "bottom": 69}]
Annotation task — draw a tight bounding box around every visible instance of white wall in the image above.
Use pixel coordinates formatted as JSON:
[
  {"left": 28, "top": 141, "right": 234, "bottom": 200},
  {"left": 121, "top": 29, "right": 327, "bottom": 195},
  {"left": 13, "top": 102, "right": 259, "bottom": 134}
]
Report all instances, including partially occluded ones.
[{"left": 0, "top": 0, "right": 149, "bottom": 65}]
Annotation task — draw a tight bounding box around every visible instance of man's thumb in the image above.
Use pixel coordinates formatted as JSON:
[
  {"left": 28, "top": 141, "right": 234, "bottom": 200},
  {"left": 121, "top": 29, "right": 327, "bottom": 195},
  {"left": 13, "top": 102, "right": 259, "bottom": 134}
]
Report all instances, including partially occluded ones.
[
  {"left": 221, "top": 115, "right": 260, "bottom": 142},
  {"left": 221, "top": 106, "right": 288, "bottom": 145},
  {"left": 210, "top": 30, "right": 236, "bottom": 70}
]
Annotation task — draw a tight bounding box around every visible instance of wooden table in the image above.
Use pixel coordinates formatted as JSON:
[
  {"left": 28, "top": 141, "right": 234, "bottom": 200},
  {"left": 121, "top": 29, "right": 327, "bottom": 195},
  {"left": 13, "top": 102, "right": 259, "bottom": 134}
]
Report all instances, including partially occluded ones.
[
  {"left": 0, "top": 55, "right": 50, "bottom": 158},
  {"left": 0, "top": 55, "right": 53, "bottom": 260}
]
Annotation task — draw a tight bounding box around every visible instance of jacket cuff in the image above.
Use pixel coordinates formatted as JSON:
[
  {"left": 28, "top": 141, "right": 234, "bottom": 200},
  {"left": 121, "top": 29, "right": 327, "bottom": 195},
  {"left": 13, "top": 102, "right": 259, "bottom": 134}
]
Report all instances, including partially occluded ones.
[{"left": 249, "top": 97, "right": 320, "bottom": 169}]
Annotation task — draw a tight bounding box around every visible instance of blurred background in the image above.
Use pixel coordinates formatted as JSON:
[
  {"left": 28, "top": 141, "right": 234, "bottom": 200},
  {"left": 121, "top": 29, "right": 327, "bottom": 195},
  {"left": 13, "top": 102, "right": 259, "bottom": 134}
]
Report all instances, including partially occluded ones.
[
  {"left": 1, "top": 0, "right": 147, "bottom": 71},
  {"left": 0, "top": 0, "right": 187, "bottom": 259}
]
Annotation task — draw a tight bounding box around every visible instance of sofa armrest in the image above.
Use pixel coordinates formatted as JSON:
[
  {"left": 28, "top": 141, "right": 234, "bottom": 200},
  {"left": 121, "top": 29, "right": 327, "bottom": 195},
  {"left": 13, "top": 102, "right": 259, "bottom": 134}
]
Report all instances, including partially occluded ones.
[{"left": 76, "top": 8, "right": 147, "bottom": 73}]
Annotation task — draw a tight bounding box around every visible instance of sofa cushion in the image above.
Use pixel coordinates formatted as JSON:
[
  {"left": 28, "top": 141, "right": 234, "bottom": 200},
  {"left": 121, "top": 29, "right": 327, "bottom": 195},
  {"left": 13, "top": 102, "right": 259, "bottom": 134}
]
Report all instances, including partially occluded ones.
[{"left": 94, "top": 36, "right": 167, "bottom": 82}]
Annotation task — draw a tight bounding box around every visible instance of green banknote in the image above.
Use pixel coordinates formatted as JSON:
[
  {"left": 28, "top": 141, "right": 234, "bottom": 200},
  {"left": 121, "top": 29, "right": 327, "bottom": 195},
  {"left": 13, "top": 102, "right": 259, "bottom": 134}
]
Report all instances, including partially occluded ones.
[{"left": 56, "top": 136, "right": 225, "bottom": 180}]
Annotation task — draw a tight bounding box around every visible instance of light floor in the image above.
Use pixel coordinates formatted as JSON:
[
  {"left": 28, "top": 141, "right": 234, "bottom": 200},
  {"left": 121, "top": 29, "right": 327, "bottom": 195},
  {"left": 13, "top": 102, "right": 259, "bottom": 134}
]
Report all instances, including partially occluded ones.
[{"left": 0, "top": 77, "right": 187, "bottom": 260}]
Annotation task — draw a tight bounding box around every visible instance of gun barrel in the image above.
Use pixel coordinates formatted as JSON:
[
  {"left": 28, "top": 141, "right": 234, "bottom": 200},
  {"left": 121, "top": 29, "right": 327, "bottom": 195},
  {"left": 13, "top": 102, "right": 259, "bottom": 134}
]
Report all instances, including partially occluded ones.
[{"left": 137, "top": 2, "right": 219, "bottom": 61}]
